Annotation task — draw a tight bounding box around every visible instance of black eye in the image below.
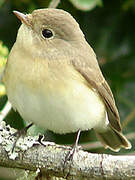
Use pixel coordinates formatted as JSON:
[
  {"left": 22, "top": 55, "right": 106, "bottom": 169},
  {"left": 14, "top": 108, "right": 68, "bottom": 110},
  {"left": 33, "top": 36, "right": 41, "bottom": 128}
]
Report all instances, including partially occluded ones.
[{"left": 42, "top": 29, "right": 53, "bottom": 38}]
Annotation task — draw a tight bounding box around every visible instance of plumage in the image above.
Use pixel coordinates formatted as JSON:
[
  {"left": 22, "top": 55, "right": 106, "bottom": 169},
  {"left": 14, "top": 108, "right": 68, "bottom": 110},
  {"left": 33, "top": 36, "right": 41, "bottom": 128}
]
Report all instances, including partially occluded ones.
[{"left": 3, "top": 8, "right": 131, "bottom": 151}]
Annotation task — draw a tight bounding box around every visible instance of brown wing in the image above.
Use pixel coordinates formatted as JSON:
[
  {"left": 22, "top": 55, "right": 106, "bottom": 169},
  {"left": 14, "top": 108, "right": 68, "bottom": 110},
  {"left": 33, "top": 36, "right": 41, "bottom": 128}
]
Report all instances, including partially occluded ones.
[{"left": 72, "top": 55, "right": 121, "bottom": 132}]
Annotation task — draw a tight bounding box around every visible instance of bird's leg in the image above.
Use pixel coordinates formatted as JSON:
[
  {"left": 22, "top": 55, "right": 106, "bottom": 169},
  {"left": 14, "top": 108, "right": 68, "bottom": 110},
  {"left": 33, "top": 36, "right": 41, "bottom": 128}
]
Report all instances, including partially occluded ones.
[
  {"left": 64, "top": 129, "right": 81, "bottom": 163},
  {"left": 11, "top": 123, "right": 33, "bottom": 153}
]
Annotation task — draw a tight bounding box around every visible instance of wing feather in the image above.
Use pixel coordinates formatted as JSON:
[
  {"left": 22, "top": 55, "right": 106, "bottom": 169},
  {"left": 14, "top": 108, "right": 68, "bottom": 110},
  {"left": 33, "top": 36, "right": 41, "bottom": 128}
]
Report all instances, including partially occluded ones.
[{"left": 72, "top": 57, "right": 121, "bottom": 132}]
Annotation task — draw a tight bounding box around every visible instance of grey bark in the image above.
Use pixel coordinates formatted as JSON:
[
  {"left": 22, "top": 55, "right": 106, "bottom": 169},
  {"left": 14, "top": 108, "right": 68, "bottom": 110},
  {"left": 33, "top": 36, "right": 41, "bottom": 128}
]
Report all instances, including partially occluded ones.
[{"left": 0, "top": 121, "right": 134, "bottom": 180}]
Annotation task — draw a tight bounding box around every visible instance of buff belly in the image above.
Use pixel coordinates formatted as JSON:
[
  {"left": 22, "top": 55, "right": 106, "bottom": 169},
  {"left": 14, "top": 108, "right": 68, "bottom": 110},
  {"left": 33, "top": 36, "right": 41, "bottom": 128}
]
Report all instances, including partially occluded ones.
[{"left": 6, "top": 78, "right": 108, "bottom": 134}]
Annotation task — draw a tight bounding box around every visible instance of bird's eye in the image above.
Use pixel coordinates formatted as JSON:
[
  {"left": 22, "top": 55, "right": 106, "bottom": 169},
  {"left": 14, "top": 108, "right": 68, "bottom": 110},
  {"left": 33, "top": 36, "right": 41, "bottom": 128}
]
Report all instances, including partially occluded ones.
[{"left": 42, "top": 29, "right": 53, "bottom": 39}]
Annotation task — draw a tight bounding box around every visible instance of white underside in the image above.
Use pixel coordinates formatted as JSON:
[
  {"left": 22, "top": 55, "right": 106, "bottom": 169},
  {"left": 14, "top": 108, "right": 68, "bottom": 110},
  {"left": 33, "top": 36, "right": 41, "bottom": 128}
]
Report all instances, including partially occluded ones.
[{"left": 8, "top": 79, "right": 108, "bottom": 134}]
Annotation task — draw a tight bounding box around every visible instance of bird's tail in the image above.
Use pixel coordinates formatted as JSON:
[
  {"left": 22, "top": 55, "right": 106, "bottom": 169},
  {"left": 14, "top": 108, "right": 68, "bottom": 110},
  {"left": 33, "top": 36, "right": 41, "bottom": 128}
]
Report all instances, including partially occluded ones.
[{"left": 95, "top": 125, "right": 131, "bottom": 152}]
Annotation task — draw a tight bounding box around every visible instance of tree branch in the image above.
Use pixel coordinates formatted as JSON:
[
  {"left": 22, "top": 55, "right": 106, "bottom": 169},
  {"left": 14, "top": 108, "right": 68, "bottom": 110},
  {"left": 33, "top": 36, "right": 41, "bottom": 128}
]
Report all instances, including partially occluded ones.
[
  {"left": 48, "top": 0, "right": 60, "bottom": 8},
  {"left": 0, "top": 101, "right": 11, "bottom": 121},
  {"left": 0, "top": 121, "right": 134, "bottom": 180}
]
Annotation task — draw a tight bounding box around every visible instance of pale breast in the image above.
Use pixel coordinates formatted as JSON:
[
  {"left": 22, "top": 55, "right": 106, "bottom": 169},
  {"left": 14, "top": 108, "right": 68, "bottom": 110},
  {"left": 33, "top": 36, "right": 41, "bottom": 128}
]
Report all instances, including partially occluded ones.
[
  {"left": 6, "top": 76, "right": 107, "bottom": 134},
  {"left": 4, "top": 48, "right": 107, "bottom": 134}
]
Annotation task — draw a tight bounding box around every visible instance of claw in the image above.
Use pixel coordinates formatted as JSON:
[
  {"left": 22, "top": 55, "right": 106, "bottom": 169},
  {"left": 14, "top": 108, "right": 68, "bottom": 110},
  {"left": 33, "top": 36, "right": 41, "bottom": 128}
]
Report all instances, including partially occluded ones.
[
  {"left": 64, "top": 130, "right": 81, "bottom": 167},
  {"left": 11, "top": 123, "right": 33, "bottom": 152}
]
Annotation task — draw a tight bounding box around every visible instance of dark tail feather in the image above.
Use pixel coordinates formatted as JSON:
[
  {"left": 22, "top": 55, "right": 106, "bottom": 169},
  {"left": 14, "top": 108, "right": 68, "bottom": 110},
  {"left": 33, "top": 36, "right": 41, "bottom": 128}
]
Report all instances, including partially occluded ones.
[{"left": 95, "top": 125, "right": 131, "bottom": 152}]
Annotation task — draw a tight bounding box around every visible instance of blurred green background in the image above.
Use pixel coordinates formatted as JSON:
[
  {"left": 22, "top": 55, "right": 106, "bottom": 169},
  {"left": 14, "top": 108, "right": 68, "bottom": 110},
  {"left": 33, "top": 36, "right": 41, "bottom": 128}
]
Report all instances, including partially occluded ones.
[{"left": 0, "top": 0, "right": 135, "bottom": 179}]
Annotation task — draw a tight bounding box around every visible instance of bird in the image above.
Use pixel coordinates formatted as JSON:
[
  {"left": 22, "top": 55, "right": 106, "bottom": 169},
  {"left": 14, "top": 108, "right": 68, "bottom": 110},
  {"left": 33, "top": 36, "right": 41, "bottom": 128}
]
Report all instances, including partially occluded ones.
[{"left": 3, "top": 8, "right": 131, "bottom": 152}]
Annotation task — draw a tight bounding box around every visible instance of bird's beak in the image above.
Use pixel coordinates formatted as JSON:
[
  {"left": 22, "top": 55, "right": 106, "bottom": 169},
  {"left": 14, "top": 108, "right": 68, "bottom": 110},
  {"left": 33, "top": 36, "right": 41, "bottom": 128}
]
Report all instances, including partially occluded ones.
[{"left": 13, "top": 11, "right": 32, "bottom": 27}]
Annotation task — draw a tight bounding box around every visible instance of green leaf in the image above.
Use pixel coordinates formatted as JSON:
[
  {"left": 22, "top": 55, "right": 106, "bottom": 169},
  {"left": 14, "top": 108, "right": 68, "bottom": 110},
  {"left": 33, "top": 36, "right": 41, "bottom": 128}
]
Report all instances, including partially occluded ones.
[
  {"left": 122, "top": 0, "right": 135, "bottom": 11},
  {"left": 69, "top": 0, "right": 102, "bottom": 11},
  {"left": 0, "top": 0, "right": 5, "bottom": 7}
]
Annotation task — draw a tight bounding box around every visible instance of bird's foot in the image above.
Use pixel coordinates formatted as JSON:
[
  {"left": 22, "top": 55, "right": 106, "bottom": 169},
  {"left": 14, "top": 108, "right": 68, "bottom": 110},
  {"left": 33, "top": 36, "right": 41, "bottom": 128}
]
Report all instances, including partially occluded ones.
[
  {"left": 11, "top": 123, "right": 33, "bottom": 152},
  {"left": 63, "top": 130, "right": 81, "bottom": 169},
  {"left": 64, "top": 143, "right": 81, "bottom": 163}
]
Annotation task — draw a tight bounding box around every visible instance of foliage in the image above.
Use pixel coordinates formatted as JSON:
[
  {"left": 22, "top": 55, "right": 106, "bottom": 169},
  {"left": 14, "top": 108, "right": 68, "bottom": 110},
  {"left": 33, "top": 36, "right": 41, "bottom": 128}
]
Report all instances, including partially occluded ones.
[
  {"left": 0, "top": 41, "right": 8, "bottom": 96},
  {"left": 69, "top": 0, "right": 102, "bottom": 11}
]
